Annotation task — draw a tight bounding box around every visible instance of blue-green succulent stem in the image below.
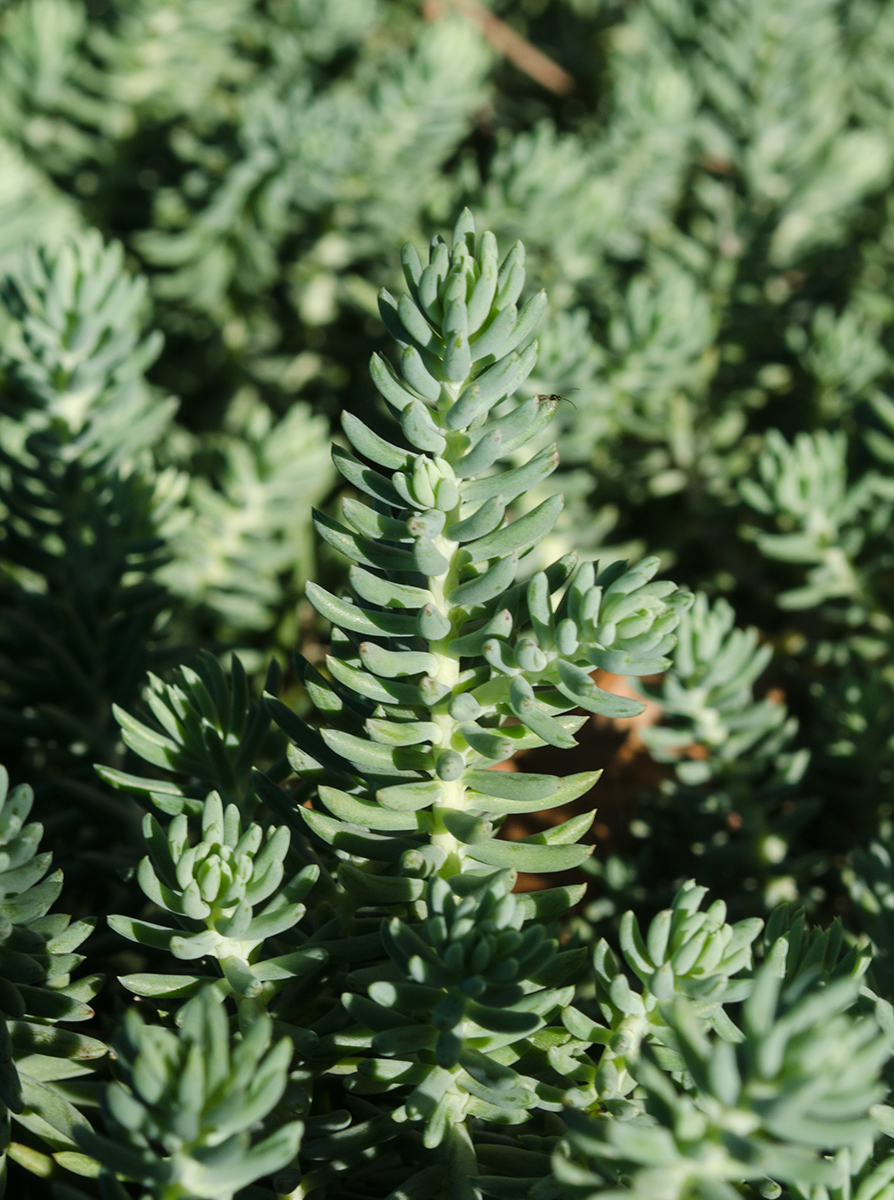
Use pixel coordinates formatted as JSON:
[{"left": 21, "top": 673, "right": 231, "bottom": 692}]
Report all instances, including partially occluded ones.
[{"left": 287, "top": 211, "right": 691, "bottom": 899}]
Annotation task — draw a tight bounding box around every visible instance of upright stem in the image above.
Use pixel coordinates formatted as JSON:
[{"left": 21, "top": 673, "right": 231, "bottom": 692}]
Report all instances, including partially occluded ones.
[{"left": 426, "top": 385, "right": 482, "bottom": 874}]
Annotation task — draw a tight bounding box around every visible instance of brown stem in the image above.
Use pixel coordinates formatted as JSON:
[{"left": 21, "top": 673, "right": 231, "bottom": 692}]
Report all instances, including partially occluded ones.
[{"left": 423, "top": 0, "right": 576, "bottom": 96}]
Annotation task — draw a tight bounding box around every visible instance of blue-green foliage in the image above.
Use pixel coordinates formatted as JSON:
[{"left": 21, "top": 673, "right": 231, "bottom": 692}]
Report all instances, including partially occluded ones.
[
  {"left": 93, "top": 214, "right": 691, "bottom": 1196},
  {"left": 99, "top": 651, "right": 284, "bottom": 813},
  {"left": 581, "top": 594, "right": 813, "bottom": 925},
  {"left": 552, "top": 892, "right": 889, "bottom": 1200},
  {"left": 109, "top": 791, "right": 321, "bottom": 1007},
  {"left": 0, "top": 766, "right": 105, "bottom": 1192},
  {"left": 0, "top": 234, "right": 177, "bottom": 787},
  {"left": 264, "top": 213, "right": 689, "bottom": 898},
  {"left": 341, "top": 872, "right": 593, "bottom": 1145},
  {"left": 1, "top": 0, "right": 894, "bottom": 1193},
  {"left": 0, "top": 228, "right": 330, "bottom": 836},
  {"left": 640, "top": 593, "right": 793, "bottom": 776},
  {"left": 554, "top": 971, "right": 889, "bottom": 1200},
  {"left": 0, "top": 0, "right": 494, "bottom": 422},
  {"left": 0, "top": 232, "right": 170, "bottom": 461},
  {"left": 160, "top": 399, "right": 334, "bottom": 644},
  {"left": 76, "top": 989, "right": 303, "bottom": 1200},
  {"left": 741, "top": 430, "right": 884, "bottom": 614},
  {"left": 86, "top": 216, "right": 893, "bottom": 1200}
]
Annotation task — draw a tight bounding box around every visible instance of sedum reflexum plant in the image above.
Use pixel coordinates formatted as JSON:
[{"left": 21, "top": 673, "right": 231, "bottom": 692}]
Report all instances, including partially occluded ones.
[
  {"left": 98, "top": 213, "right": 694, "bottom": 1196},
  {"left": 273, "top": 221, "right": 688, "bottom": 882},
  {"left": 550, "top": 892, "right": 891, "bottom": 1200},
  {"left": 259, "top": 212, "right": 691, "bottom": 1178},
  {"left": 7, "top": 0, "right": 894, "bottom": 1183},
  {"left": 76, "top": 989, "right": 303, "bottom": 1200},
  {"left": 286, "top": 208, "right": 691, "bottom": 878},
  {"left": 740, "top": 429, "right": 883, "bottom": 615},
  {"left": 579, "top": 592, "right": 814, "bottom": 929},
  {"left": 554, "top": 970, "right": 890, "bottom": 1200},
  {"left": 4, "top": 214, "right": 893, "bottom": 1200},
  {"left": 0, "top": 766, "right": 105, "bottom": 1192}
]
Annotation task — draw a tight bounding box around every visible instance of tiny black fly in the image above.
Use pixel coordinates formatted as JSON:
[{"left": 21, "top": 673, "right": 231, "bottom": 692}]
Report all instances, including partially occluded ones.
[{"left": 535, "top": 389, "right": 578, "bottom": 410}]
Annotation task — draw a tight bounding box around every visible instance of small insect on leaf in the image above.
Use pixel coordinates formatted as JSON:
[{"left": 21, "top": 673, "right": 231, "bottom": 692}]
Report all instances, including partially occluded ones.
[{"left": 536, "top": 391, "right": 577, "bottom": 409}]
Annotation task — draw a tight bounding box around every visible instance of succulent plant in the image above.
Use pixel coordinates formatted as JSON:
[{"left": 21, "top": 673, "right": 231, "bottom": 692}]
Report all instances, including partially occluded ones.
[{"left": 76, "top": 988, "right": 302, "bottom": 1200}]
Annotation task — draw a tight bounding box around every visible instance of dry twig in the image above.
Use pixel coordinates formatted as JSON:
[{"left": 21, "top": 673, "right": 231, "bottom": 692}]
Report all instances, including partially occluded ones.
[{"left": 423, "top": 0, "right": 576, "bottom": 96}]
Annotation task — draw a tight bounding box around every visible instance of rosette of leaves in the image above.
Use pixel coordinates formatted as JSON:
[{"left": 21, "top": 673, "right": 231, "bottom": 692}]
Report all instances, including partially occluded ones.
[
  {"left": 550, "top": 963, "right": 891, "bottom": 1200},
  {"left": 740, "top": 429, "right": 883, "bottom": 615},
  {"left": 107, "top": 790, "right": 322, "bottom": 1010},
  {"left": 328, "top": 872, "right": 594, "bottom": 1152},
  {"left": 76, "top": 987, "right": 303, "bottom": 1200},
  {"left": 0, "top": 765, "right": 106, "bottom": 1194},
  {"left": 261, "top": 209, "right": 690, "bottom": 903},
  {"left": 559, "top": 881, "right": 762, "bottom": 1112},
  {"left": 98, "top": 651, "right": 285, "bottom": 814}
]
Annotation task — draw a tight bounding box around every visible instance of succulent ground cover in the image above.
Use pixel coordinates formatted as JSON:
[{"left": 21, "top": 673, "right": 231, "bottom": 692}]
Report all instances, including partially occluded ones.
[{"left": 3, "top": 2, "right": 894, "bottom": 1198}]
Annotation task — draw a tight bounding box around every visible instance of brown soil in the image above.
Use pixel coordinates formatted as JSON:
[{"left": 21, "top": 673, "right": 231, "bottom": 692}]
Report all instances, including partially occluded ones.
[{"left": 502, "top": 673, "right": 667, "bottom": 893}]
